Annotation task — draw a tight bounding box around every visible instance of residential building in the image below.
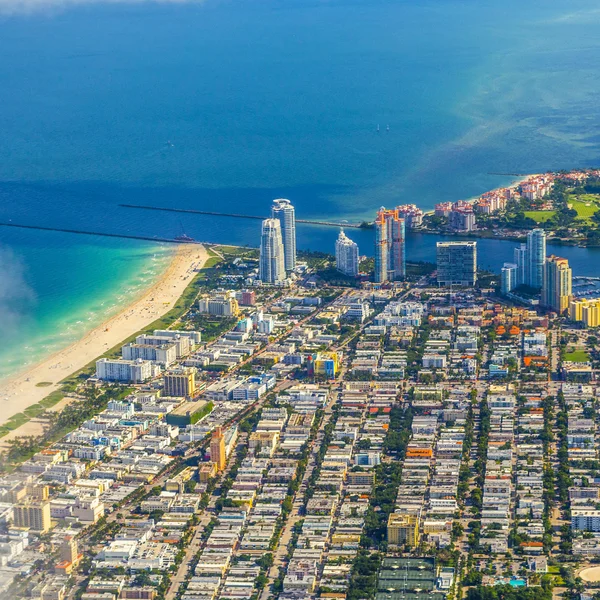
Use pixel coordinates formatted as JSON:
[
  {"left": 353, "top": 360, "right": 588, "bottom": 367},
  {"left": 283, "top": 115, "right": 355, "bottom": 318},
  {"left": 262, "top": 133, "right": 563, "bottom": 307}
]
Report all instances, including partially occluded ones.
[
  {"left": 514, "top": 243, "right": 528, "bottom": 286},
  {"left": 259, "top": 218, "right": 286, "bottom": 284},
  {"left": 335, "top": 229, "right": 359, "bottom": 277},
  {"left": 198, "top": 293, "right": 239, "bottom": 317},
  {"left": 60, "top": 536, "right": 79, "bottom": 564},
  {"left": 96, "top": 358, "right": 154, "bottom": 383},
  {"left": 272, "top": 198, "right": 296, "bottom": 272},
  {"left": 448, "top": 203, "right": 476, "bottom": 232},
  {"left": 310, "top": 352, "right": 340, "bottom": 378},
  {"left": 527, "top": 228, "right": 546, "bottom": 289},
  {"left": 570, "top": 298, "right": 600, "bottom": 327},
  {"left": 163, "top": 367, "right": 196, "bottom": 398},
  {"left": 436, "top": 241, "right": 477, "bottom": 286},
  {"left": 210, "top": 427, "right": 227, "bottom": 472},
  {"left": 122, "top": 342, "right": 176, "bottom": 366},
  {"left": 396, "top": 204, "right": 423, "bottom": 228},
  {"left": 501, "top": 263, "right": 518, "bottom": 295},
  {"left": 542, "top": 255, "right": 572, "bottom": 313},
  {"left": 387, "top": 511, "right": 420, "bottom": 547},
  {"left": 374, "top": 207, "right": 405, "bottom": 283},
  {"left": 237, "top": 290, "right": 256, "bottom": 306},
  {"left": 13, "top": 501, "right": 51, "bottom": 533}
]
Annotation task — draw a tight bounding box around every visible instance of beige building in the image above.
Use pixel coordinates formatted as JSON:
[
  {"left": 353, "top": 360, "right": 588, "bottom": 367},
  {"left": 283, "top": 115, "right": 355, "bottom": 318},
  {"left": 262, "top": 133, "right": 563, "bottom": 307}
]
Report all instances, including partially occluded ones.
[
  {"left": 198, "top": 293, "right": 239, "bottom": 317},
  {"left": 210, "top": 427, "right": 226, "bottom": 471},
  {"left": 570, "top": 297, "right": 600, "bottom": 327},
  {"left": 13, "top": 501, "right": 51, "bottom": 533},
  {"left": 199, "top": 462, "right": 217, "bottom": 483},
  {"left": 542, "top": 255, "right": 572, "bottom": 313},
  {"left": 164, "top": 367, "right": 196, "bottom": 398},
  {"left": 387, "top": 511, "right": 420, "bottom": 548}
]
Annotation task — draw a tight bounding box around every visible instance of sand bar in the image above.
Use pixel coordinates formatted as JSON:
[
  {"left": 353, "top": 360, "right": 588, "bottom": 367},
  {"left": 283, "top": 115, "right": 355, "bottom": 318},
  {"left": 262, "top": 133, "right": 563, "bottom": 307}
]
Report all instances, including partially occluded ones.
[{"left": 0, "top": 243, "right": 207, "bottom": 426}]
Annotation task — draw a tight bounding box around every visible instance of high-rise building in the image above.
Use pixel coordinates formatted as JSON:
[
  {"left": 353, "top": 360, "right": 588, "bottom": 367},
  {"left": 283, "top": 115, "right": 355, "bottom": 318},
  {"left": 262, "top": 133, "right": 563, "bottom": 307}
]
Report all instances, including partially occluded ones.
[
  {"left": 237, "top": 290, "right": 256, "bottom": 306},
  {"left": 514, "top": 243, "right": 528, "bottom": 286},
  {"left": 542, "top": 255, "right": 572, "bottom": 313},
  {"left": 396, "top": 204, "right": 424, "bottom": 228},
  {"left": 374, "top": 208, "right": 405, "bottom": 283},
  {"left": 198, "top": 293, "right": 239, "bottom": 316},
  {"left": 527, "top": 228, "right": 546, "bottom": 289},
  {"left": 387, "top": 511, "right": 421, "bottom": 547},
  {"left": 164, "top": 367, "right": 197, "bottom": 398},
  {"left": 335, "top": 229, "right": 359, "bottom": 277},
  {"left": 501, "top": 263, "right": 518, "bottom": 295},
  {"left": 570, "top": 298, "right": 600, "bottom": 327},
  {"left": 96, "top": 358, "right": 154, "bottom": 383},
  {"left": 60, "top": 536, "right": 79, "bottom": 564},
  {"left": 259, "top": 218, "right": 286, "bottom": 284},
  {"left": 210, "top": 426, "right": 226, "bottom": 471},
  {"left": 271, "top": 199, "right": 296, "bottom": 272},
  {"left": 513, "top": 229, "right": 547, "bottom": 289},
  {"left": 436, "top": 241, "right": 477, "bottom": 286},
  {"left": 448, "top": 204, "right": 476, "bottom": 232},
  {"left": 13, "top": 501, "right": 51, "bottom": 533}
]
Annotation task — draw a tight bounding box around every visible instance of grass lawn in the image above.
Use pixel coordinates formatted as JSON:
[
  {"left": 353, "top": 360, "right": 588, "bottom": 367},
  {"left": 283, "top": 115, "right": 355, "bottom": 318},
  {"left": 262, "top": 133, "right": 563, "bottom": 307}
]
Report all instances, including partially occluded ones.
[
  {"left": 563, "top": 350, "right": 590, "bottom": 362},
  {"left": 568, "top": 193, "right": 600, "bottom": 222},
  {"left": 524, "top": 210, "right": 555, "bottom": 223}
]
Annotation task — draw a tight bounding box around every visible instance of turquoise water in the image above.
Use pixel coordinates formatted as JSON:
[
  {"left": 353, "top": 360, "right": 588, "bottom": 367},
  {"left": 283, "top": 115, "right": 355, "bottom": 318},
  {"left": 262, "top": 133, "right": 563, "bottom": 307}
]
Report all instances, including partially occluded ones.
[
  {"left": 1, "top": 0, "right": 600, "bottom": 381},
  {"left": 0, "top": 229, "right": 173, "bottom": 381}
]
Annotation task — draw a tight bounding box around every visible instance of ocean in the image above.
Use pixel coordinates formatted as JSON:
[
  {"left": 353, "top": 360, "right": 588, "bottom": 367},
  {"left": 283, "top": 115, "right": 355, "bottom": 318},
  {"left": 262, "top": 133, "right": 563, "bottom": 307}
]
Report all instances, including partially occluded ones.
[{"left": 1, "top": 0, "right": 600, "bottom": 382}]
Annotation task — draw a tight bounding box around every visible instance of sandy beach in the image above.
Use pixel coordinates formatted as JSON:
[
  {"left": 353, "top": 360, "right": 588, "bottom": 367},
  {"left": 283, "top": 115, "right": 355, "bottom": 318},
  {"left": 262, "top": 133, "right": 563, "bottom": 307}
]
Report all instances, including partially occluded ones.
[{"left": 0, "top": 243, "right": 208, "bottom": 426}]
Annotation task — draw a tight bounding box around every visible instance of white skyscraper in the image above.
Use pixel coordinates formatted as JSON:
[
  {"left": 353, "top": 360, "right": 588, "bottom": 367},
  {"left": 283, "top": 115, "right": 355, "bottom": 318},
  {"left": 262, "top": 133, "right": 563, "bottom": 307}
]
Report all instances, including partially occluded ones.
[
  {"left": 527, "top": 228, "right": 546, "bottom": 289},
  {"left": 514, "top": 244, "right": 528, "bottom": 286},
  {"left": 271, "top": 199, "right": 296, "bottom": 272},
  {"left": 501, "top": 262, "right": 518, "bottom": 295},
  {"left": 259, "top": 218, "right": 286, "bottom": 284},
  {"left": 512, "top": 229, "right": 547, "bottom": 289},
  {"left": 335, "top": 229, "right": 359, "bottom": 277}
]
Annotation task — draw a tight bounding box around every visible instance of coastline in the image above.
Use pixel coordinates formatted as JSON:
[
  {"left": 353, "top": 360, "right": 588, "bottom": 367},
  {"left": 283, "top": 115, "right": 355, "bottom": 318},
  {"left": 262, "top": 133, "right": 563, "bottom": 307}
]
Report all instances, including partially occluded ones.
[{"left": 0, "top": 243, "right": 208, "bottom": 427}]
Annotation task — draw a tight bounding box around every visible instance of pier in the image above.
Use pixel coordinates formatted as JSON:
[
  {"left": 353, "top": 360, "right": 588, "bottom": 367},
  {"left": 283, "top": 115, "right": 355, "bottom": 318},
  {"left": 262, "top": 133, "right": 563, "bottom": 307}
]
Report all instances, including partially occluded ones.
[
  {"left": 0, "top": 222, "right": 201, "bottom": 244},
  {"left": 119, "top": 203, "right": 364, "bottom": 228}
]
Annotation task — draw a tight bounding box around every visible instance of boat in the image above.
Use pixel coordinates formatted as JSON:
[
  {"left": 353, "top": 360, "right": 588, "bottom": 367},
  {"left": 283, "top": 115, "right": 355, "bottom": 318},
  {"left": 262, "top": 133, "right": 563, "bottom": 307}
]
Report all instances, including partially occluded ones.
[{"left": 376, "top": 124, "right": 380, "bottom": 132}]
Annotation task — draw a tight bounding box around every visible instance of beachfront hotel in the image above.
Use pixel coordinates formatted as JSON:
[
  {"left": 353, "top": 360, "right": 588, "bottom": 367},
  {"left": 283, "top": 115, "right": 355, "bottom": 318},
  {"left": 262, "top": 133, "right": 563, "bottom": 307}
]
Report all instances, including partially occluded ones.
[
  {"left": 335, "top": 228, "right": 359, "bottom": 277},
  {"left": 374, "top": 207, "right": 406, "bottom": 283},
  {"left": 436, "top": 241, "right": 477, "bottom": 286},
  {"left": 259, "top": 218, "right": 286, "bottom": 284}
]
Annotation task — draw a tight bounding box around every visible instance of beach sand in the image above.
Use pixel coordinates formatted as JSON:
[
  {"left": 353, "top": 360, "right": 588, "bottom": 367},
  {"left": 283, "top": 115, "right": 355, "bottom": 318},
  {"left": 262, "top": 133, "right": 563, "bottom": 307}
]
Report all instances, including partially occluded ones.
[{"left": 0, "top": 243, "right": 208, "bottom": 426}]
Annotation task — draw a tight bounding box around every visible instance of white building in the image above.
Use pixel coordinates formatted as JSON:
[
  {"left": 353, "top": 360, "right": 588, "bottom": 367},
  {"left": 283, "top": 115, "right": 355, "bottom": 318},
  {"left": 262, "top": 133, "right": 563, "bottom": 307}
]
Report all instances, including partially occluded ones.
[
  {"left": 572, "top": 509, "right": 600, "bottom": 532},
  {"left": 122, "top": 342, "right": 177, "bottom": 366},
  {"left": 335, "top": 229, "right": 359, "bottom": 277},
  {"left": 259, "top": 218, "right": 286, "bottom": 284},
  {"left": 272, "top": 199, "right": 296, "bottom": 272},
  {"left": 96, "top": 358, "right": 154, "bottom": 383},
  {"left": 501, "top": 262, "right": 518, "bottom": 295}
]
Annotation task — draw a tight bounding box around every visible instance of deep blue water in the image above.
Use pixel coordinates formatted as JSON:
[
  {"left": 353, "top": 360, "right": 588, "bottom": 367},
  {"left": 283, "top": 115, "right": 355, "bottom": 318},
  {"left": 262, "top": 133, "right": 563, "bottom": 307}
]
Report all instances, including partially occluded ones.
[{"left": 1, "top": 0, "right": 600, "bottom": 381}]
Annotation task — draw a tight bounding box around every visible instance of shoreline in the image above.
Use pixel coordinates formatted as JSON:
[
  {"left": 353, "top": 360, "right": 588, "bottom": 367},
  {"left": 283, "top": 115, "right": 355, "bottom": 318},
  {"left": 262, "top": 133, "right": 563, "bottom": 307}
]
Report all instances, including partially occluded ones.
[{"left": 0, "top": 243, "right": 208, "bottom": 427}]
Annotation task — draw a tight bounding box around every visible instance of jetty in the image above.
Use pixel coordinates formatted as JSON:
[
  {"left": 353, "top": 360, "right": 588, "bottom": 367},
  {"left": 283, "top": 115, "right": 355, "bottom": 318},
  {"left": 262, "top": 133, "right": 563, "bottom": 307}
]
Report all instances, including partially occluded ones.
[
  {"left": 119, "top": 203, "right": 363, "bottom": 228},
  {"left": 0, "top": 222, "right": 201, "bottom": 244}
]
